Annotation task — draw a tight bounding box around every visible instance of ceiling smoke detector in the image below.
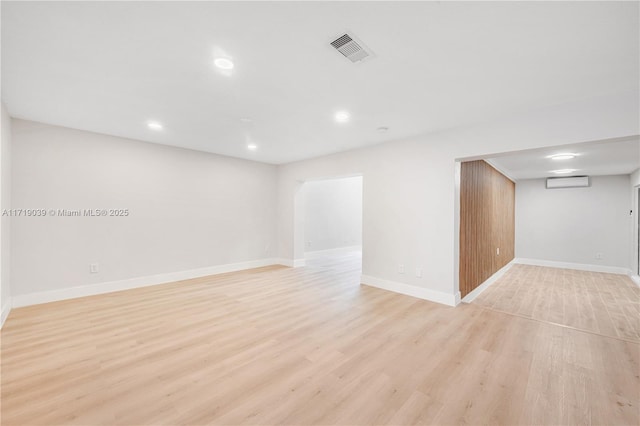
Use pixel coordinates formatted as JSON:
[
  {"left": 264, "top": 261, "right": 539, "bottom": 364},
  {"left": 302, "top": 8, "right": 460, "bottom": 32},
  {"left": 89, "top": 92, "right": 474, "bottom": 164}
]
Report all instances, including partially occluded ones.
[{"left": 330, "top": 33, "right": 373, "bottom": 63}]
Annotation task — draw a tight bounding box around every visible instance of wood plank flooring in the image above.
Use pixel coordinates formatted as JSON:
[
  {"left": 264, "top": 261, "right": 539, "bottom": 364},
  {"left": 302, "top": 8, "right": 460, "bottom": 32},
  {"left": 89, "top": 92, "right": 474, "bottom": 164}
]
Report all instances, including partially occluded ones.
[
  {"left": 473, "top": 264, "right": 640, "bottom": 342},
  {"left": 1, "top": 253, "right": 638, "bottom": 425}
]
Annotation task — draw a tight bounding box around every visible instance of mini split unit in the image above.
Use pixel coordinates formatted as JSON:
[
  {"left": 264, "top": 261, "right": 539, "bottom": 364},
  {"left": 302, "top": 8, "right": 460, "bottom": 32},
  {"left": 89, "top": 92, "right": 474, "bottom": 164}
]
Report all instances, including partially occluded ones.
[{"left": 546, "top": 176, "right": 590, "bottom": 189}]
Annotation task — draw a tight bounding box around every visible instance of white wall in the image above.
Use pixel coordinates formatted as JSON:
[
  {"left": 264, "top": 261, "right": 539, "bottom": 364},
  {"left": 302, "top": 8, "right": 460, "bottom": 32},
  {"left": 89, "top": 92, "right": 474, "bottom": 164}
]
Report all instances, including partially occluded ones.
[
  {"left": 11, "top": 119, "right": 278, "bottom": 298},
  {"left": 277, "top": 91, "right": 639, "bottom": 305},
  {"left": 303, "top": 176, "right": 362, "bottom": 253},
  {"left": 1, "top": 103, "right": 12, "bottom": 324},
  {"left": 4, "top": 91, "right": 639, "bottom": 308},
  {"left": 631, "top": 168, "right": 640, "bottom": 276},
  {"left": 515, "top": 175, "right": 631, "bottom": 269}
]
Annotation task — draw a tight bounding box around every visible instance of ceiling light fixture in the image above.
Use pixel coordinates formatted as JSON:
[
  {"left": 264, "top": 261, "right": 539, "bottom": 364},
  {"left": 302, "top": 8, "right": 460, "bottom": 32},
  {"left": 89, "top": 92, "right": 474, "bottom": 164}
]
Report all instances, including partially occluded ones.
[
  {"left": 334, "top": 111, "right": 350, "bottom": 123},
  {"left": 377, "top": 126, "right": 389, "bottom": 133},
  {"left": 147, "top": 121, "right": 163, "bottom": 131},
  {"left": 550, "top": 169, "right": 576, "bottom": 174},
  {"left": 549, "top": 153, "right": 577, "bottom": 160},
  {"left": 247, "top": 143, "right": 257, "bottom": 151},
  {"left": 214, "top": 57, "right": 234, "bottom": 70},
  {"left": 240, "top": 117, "right": 253, "bottom": 123}
]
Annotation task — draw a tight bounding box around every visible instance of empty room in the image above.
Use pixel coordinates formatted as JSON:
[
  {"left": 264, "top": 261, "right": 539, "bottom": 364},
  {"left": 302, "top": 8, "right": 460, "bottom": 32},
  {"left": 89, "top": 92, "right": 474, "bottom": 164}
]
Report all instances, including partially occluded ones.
[{"left": 1, "top": 2, "right": 639, "bottom": 426}]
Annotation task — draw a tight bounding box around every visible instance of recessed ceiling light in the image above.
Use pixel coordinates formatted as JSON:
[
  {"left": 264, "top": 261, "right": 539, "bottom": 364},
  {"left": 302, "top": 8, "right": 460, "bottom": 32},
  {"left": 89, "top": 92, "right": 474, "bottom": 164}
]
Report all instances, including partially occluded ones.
[
  {"left": 334, "top": 111, "right": 350, "bottom": 123},
  {"left": 377, "top": 126, "right": 389, "bottom": 133},
  {"left": 550, "top": 169, "right": 576, "bottom": 174},
  {"left": 214, "top": 57, "right": 234, "bottom": 70},
  {"left": 247, "top": 143, "right": 258, "bottom": 151},
  {"left": 549, "top": 153, "right": 577, "bottom": 160},
  {"left": 240, "top": 117, "right": 253, "bottom": 123},
  {"left": 147, "top": 121, "right": 163, "bottom": 131}
]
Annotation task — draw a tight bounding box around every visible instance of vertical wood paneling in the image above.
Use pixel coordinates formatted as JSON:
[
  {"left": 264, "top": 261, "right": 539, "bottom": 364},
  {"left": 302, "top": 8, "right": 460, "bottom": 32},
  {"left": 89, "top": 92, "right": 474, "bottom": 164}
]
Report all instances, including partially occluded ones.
[{"left": 459, "top": 160, "right": 515, "bottom": 297}]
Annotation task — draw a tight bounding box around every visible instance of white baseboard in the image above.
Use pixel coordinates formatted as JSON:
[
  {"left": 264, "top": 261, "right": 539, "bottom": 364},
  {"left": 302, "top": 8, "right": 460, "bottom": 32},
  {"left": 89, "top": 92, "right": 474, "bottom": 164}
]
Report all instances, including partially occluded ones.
[
  {"left": 1, "top": 299, "right": 11, "bottom": 328},
  {"left": 305, "top": 246, "right": 362, "bottom": 259},
  {"left": 275, "top": 258, "right": 293, "bottom": 267},
  {"left": 275, "top": 258, "right": 306, "bottom": 268},
  {"left": 462, "top": 260, "right": 515, "bottom": 304},
  {"left": 513, "top": 258, "right": 632, "bottom": 275},
  {"left": 360, "top": 275, "right": 459, "bottom": 307},
  {"left": 12, "top": 258, "right": 282, "bottom": 308},
  {"left": 630, "top": 275, "right": 640, "bottom": 287}
]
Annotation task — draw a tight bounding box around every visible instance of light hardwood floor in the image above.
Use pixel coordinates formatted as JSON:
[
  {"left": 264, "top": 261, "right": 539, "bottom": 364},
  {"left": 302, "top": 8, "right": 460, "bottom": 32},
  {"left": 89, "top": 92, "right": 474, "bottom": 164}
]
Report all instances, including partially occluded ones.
[
  {"left": 473, "top": 264, "right": 640, "bottom": 343},
  {"left": 1, "top": 253, "right": 638, "bottom": 425}
]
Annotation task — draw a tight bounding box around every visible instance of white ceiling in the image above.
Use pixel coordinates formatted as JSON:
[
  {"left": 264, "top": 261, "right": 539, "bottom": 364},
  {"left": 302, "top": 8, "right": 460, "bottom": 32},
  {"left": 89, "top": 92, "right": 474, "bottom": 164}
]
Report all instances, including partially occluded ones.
[
  {"left": 487, "top": 138, "right": 640, "bottom": 180},
  {"left": 2, "top": 1, "right": 638, "bottom": 164}
]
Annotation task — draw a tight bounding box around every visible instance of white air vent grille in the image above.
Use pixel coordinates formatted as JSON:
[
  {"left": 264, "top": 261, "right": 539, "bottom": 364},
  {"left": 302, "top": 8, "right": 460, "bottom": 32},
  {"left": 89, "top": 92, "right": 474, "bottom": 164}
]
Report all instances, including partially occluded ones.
[{"left": 330, "top": 33, "right": 371, "bottom": 63}]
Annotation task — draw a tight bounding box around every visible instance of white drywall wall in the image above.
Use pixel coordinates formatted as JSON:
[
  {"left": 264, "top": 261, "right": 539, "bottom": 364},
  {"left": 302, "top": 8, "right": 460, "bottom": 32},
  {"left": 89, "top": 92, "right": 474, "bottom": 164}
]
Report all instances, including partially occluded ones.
[
  {"left": 1, "top": 103, "right": 12, "bottom": 322},
  {"left": 303, "top": 176, "right": 362, "bottom": 252},
  {"left": 11, "top": 119, "right": 278, "bottom": 297},
  {"left": 277, "top": 92, "right": 639, "bottom": 302},
  {"left": 515, "top": 175, "right": 631, "bottom": 268},
  {"left": 5, "top": 90, "right": 639, "bottom": 306}
]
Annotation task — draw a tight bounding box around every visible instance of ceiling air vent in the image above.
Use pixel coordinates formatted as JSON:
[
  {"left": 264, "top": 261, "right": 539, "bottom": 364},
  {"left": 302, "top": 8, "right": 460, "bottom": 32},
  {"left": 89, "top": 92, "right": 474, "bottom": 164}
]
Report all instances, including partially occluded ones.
[{"left": 330, "top": 33, "right": 372, "bottom": 63}]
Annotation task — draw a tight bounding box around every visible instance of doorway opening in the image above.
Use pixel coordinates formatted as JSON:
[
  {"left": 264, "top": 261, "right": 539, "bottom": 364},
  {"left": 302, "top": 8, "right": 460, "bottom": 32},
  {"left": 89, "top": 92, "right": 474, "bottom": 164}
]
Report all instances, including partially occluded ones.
[{"left": 299, "top": 175, "right": 363, "bottom": 275}]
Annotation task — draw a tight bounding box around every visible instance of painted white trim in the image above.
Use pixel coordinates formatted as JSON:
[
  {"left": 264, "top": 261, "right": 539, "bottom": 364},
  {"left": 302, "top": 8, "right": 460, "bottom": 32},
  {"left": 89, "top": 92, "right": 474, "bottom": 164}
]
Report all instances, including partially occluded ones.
[
  {"left": 462, "top": 260, "right": 515, "bottom": 303},
  {"left": 629, "top": 275, "right": 640, "bottom": 287},
  {"left": 1, "top": 299, "right": 11, "bottom": 328},
  {"left": 275, "top": 258, "right": 294, "bottom": 267},
  {"left": 361, "top": 275, "right": 459, "bottom": 307},
  {"left": 513, "top": 258, "right": 632, "bottom": 275},
  {"left": 453, "top": 291, "right": 461, "bottom": 306},
  {"left": 12, "top": 258, "right": 281, "bottom": 308},
  {"left": 304, "top": 246, "right": 362, "bottom": 259},
  {"left": 275, "top": 258, "right": 306, "bottom": 268}
]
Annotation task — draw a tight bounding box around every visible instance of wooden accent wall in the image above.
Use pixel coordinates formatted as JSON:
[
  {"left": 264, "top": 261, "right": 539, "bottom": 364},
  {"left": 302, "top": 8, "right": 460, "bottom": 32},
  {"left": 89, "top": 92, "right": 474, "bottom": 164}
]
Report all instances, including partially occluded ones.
[{"left": 459, "top": 160, "right": 515, "bottom": 298}]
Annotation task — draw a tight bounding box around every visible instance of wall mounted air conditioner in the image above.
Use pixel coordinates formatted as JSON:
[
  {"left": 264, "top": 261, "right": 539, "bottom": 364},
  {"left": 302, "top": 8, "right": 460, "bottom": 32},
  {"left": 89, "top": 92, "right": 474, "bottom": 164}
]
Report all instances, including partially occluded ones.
[{"left": 546, "top": 176, "right": 590, "bottom": 189}]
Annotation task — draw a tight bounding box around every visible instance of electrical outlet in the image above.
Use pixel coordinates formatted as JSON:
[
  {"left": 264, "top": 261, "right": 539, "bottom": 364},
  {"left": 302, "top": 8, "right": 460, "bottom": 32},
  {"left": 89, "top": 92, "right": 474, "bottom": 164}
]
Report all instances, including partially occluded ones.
[
  {"left": 307, "top": 241, "right": 312, "bottom": 247},
  {"left": 415, "top": 267, "right": 422, "bottom": 278},
  {"left": 264, "top": 244, "right": 270, "bottom": 253},
  {"left": 90, "top": 263, "right": 99, "bottom": 274},
  {"left": 595, "top": 253, "right": 604, "bottom": 260},
  {"left": 398, "top": 264, "right": 405, "bottom": 274}
]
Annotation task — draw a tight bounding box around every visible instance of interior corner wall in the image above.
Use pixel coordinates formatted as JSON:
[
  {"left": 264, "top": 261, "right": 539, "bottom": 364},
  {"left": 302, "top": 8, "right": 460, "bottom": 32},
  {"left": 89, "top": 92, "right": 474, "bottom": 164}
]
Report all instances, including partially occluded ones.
[
  {"left": 10, "top": 119, "right": 278, "bottom": 298},
  {"left": 515, "top": 174, "right": 631, "bottom": 269},
  {"left": 1, "top": 103, "right": 12, "bottom": 321},
  {"left": 459, "top": 160, "right": 515, "bottom": 298},
  {"left": 303, "top": 177, "right": 362, "bottom": 253}
]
